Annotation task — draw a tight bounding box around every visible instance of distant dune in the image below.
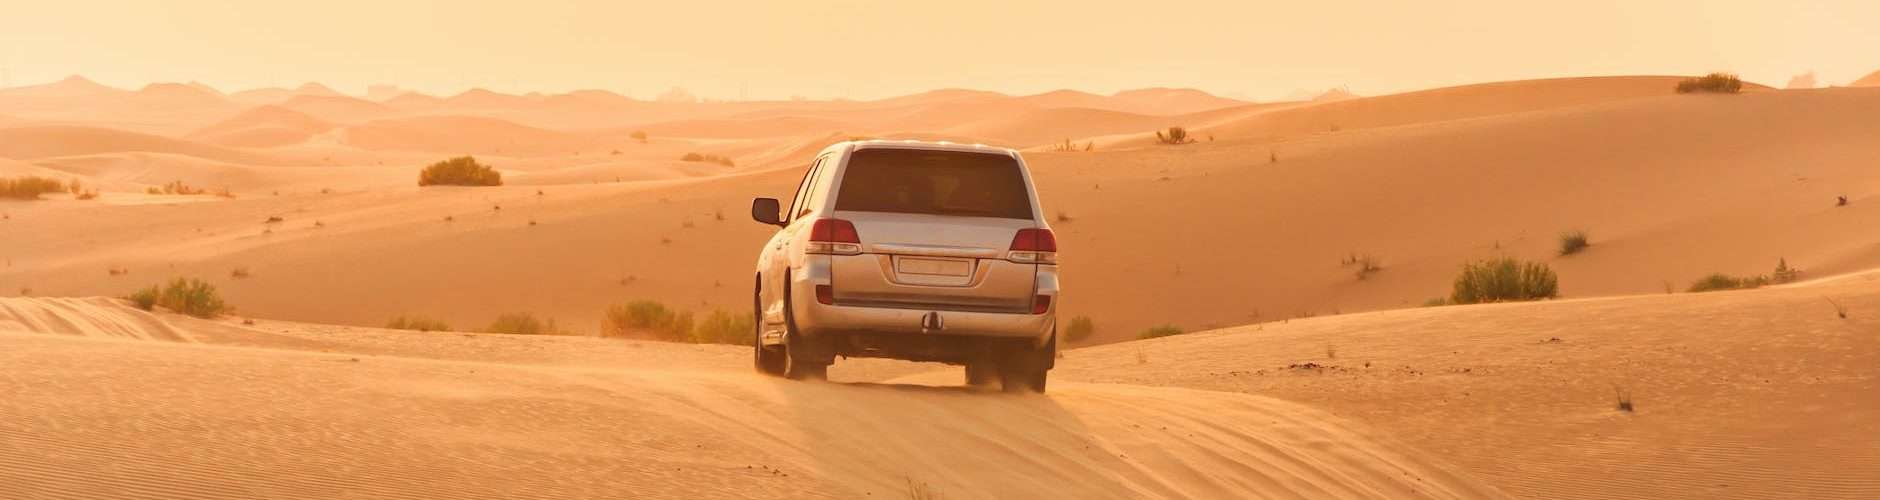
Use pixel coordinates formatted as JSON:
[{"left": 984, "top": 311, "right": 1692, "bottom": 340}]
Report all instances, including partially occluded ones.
[
  {"left": 945, "top": 107, "right": 1164, "bottom": 148},
  {"left": 277, "top": 94, "right": 394, "bottom": 122},
  {"left": 341, "top": 115, "right": 597, "bottom": 156},
  {"left": 1181, "top": 76, "right": 1723, "bottom": 143},
  {"left": 1852, "top": 69, "right": 1880, "bottom": 87},
  {"left": 443, "top": 88, "right": 537, "bottom": 109},
  {"left": 1109, "top": 87, "right": 1250, "bottom": 114},
  {"left": 230, "top": 82, "right": 345, "bottom": 105},
  {"left": 633, "top": 115, "right": 855, "bottom": 139},
  {"left": 189, "top": 105, "right": 335, "bottom": 148},
  {"left": 0, "top": 125, "right": 287, "bottom": 165}
]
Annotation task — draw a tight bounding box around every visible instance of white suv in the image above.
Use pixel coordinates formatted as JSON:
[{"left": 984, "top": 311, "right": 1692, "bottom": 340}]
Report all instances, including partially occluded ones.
[{"left": 749, "top": 140, "right": 1059, "bottom": 392}]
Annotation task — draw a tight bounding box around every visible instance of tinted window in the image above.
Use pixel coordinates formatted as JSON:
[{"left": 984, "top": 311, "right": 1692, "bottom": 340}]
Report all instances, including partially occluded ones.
[
  {"left": 833, "top": 149, "right": 1032, "bottom": 219},
  {"left": 787, "top": 157, "right": 825, "bottom": 222}
]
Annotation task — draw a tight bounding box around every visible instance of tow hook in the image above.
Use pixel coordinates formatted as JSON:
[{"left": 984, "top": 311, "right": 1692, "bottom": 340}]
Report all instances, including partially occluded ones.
[{"left": 920, "top": 311, "right": 944, "bottom": 333}]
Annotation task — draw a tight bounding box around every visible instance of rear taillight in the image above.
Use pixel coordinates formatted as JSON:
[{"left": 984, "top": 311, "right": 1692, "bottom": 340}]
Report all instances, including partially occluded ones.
[
  {"left": 806, "top": 219, "right": 862, "bottom": 255},
  {"left": 1031, "top": 294, "right": 1052, "bottom": 314},
  {"left": 1008, "top": 228, "right": 1057, "bottom": 264}
]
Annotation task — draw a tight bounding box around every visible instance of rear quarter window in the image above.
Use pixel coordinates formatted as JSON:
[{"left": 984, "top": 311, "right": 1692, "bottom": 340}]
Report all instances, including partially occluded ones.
[{"left": 833, "top": 149, "right": 1033, "bottom": 220}]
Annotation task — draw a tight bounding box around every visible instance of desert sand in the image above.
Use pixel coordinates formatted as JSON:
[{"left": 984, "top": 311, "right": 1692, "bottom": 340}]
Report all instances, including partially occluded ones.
[
  {"left": 4, "top": 72, "right": 1878, "bottom": 498},
  {"left": 0, "top": 297, "right": 1498, "bottom": 499}
]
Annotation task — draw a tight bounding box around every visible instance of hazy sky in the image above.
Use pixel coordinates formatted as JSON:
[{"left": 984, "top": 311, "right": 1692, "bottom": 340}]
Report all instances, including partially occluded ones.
[{"left": 2, "top": 0, "right": 1874, "bottom": 100}]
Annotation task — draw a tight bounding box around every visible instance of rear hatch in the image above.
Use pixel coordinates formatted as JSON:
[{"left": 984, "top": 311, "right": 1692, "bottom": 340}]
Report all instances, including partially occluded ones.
[{"left": 826, "top": 148, "right": 1040, "bottom": 313}]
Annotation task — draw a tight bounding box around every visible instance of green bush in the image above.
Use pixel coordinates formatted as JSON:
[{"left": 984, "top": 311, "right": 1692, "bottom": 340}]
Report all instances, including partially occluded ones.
[
  {"left": 386, "top": 315, "right": 452, "bottom": 332},
  {"left": 601, "top": 300, "right": 694, "bottom": 341},
  {"left": 1687, "top": 273, "right": 1768, "bottom": 293},
  {"left": 1138, "top": 324, "right": 1184, "bottom": 340},
  {"left": 690, "top": 309, "right": 753, "bottom": 345},
  {"left": 1, "top": 176, "right": 71, "bottom": 200},
  {"left": 126, "top": 278, "right": 228, "bottom": 318},
  {"left": 1450, "top": 258, "right": 1558, "bottom": 304},
  {"left": 418, "top": 156, "right": 502, "bottom": 186},
  {"left": 1063, "top": 316, "right": 1097, "bottom": 344},
  {"left": 1676, "top": 73, "right": 1744, "bottom": 94},
  {"left": 1558, "top": 230, "right": 1590, "bottom": 256},
  {"left": 486, "top": 313, "right": 562, "bottom": 335}
]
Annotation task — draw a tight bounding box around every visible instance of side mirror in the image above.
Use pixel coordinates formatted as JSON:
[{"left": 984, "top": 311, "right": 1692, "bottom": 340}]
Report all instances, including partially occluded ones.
[{"left": 751, "top": 198, "right": 784, "bottom": 227}]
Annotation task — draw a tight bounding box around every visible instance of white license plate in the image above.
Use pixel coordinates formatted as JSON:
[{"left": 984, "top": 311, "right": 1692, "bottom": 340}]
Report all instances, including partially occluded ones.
[{"left": 897, "top": 257, "right": 972, "bottom": 277}]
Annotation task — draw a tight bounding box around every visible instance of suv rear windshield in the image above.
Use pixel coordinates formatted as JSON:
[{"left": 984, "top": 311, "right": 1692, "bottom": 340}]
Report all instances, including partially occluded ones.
[{"left": 833, "top": 149, "right": 1033, "bottom": 219}]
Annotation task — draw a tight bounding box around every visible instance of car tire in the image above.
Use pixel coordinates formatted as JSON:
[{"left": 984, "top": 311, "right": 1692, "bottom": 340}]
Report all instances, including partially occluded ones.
[
  {"left": 780, "top": 281, "right": 828, "bottom": 381},
  {"left": 753, "top": 289, "right": 786, "bottom": 376},
  {"left": 965, "top": 362, "right": 998, "bottom": 387},
  {"left": 999, "top": 332, "right": 1055, "bottom": 393}
]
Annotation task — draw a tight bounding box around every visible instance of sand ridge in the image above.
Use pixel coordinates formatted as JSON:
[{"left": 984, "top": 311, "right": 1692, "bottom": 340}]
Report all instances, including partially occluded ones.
[{"left": 0, "top": 296, "right": 1501, "bottom": 500}]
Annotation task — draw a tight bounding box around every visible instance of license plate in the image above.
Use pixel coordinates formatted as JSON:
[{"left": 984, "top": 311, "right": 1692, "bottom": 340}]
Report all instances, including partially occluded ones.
[{"left": 897, "top": 257, "right": 972, "bottom": 277}]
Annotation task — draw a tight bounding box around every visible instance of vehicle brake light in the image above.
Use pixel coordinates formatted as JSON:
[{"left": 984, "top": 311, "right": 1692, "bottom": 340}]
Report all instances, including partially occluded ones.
[
  {"left": 1008, "top": 228, "right": 1057, "bottom": 264},
  {"left": 807, "top": 219, "right": 862, "bottom": 255},
  {"left": 1032, "top": 294, "right": 1052, "bottom": 314}
]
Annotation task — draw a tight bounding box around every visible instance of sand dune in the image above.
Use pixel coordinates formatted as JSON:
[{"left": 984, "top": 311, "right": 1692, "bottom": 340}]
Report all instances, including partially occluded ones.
[
  {"left": 230, "top": 82, "right": 346, "bottom": 105},
  {"left": 0, "top": 297, "right": 1498, "bottom": 500},
  {"left": 1109, "top": 87, "right": 1251, "bottom": 115},
  {"left": 188, "top": 106, "right": 336, "bottom": 148},
  {"left": 340, "top": 116, "right": 601, "bottom": 156},
  {"left": 1029, "top": 269, "right": 1880, "bottom": 500},
  {"left": 0, "top": 75, "right": 127, "bottom": 100},
  {"left": 634, "top": 115, "right": 856, "bottom": 139},
  {"left": 444, "top": 88, "right": 539, "bottom": 109},
  {"left": 945, "top": 107, "right": 1165, "bottom": 148},
  {"left": 7, "top": 84, "right": 1878, "bottom": 341},
  {"left": 1166, "top": 76, "right": 1741, "bottom": 145},
  {"left": 277, "top": 94, "right": 395, "bottom": 122},
  {"left": 1852, "top": 70, "right": 1880, "bottom": 87},
  {"left": 0, "top": 297, "right": 193, "bottom": 341},
  {"left": 0, "top": 126, "right": 290, "bottom": 165}
]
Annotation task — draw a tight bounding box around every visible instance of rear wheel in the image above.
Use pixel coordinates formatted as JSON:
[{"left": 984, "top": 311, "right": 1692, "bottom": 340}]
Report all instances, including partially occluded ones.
[
  {"left": 965, "top": 362, "right": 998, "bottom": 387},
  {"left": 784, "top": 353, "right": 828, "bottom": 380},
  {"left": 780, "top": 281, "right": 829, "bottom": 381},
  {"left": 753, "top": 290, "right": 785, "bottom": 376},
  {"left": 999, "top": 331, "right": 1055, "bottom": 394}
]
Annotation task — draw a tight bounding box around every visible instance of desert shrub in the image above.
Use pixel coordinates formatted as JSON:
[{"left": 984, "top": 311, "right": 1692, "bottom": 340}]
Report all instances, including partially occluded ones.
[
  {"left": 486, "top": 313, "right": 563, "bottom": 335},
  {"left": 601, "top": 300, "right": 694, "bottom": 341},
  {"left": 1063, "top": 316, "right": 1097, "bottom": 344},
  {"left": 1421, "top": 297, "right": 1450, "bottom": 307},
  {"left": 1687, "top": 273, "right": 1768, "bottom": 293},
  {"left": 1154, "top": 127, "right": 1194, "bottom": 145},
  {"left": 1771, "top": 258, "right": 1800, "bottom": 284},
  {"left": 1558, "top": 230, "right": 1590, "bottom": 256},
  {"left": 128, "top": 287, "right": 158, "bottom": 310},
  {"left": 418, "top": 156, "right": 502, "bottom": 186},
  {"left": 146, "top": 180, "right": 208, "bottom": 195},
  {"left": 679, "top": 152, "right": 735, "bottom": 167},
  {"left": 126, "top": 278, "right": 228, "bottom": 318},
  {"left": 630, "top": 131, "right": 648, "bottom": 143},
  {"left": 1051, "top": 139, "right": 1094, "bottom": 152},
  {"left": 1137, "top": 324, "right": 1184, "bottom": 340},
  {"left": 690, "top": 309, "right": 753, "bottom": 345},
  {"left": 1676, "top": 73, "right": 1743, "bottom": 94},
  {"left": 1450, "top": 258, "right": 1559, "bottom": 304},
  {"left": 1, "top": 176, "right": 73, "bottom": 200},
  {"left": 386, "top": 315, "right": 452, "bottom": 332},
  {"left": 1354, "top": 256, "right": 1382, "bottom": 280}
]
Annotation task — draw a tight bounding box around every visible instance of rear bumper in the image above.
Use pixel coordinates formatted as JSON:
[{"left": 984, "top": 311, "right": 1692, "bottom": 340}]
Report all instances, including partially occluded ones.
[{"left": 790, "top": 263, "right": 1057, "bottom": 343}]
